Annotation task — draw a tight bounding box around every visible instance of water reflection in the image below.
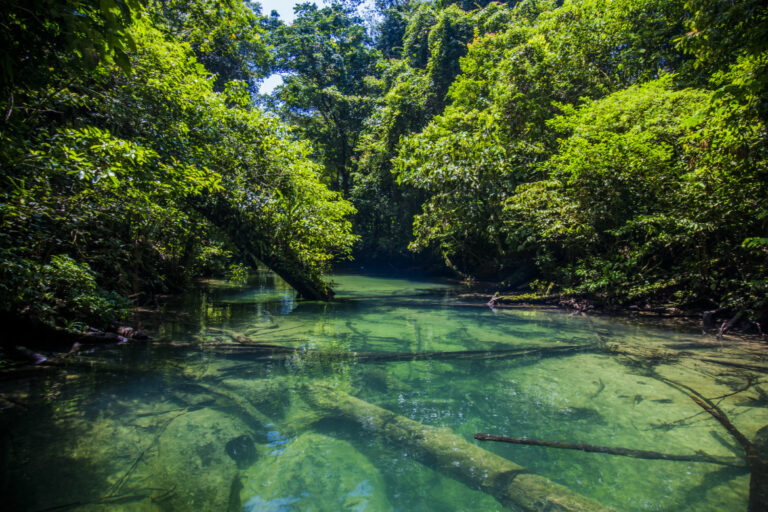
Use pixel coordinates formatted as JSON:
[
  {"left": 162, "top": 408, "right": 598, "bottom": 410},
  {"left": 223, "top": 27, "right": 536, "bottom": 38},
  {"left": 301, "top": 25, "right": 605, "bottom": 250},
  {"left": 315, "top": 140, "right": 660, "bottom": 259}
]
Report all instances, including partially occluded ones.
[{"left": 0, "top": 272, "right": 765, "bottom": 511}]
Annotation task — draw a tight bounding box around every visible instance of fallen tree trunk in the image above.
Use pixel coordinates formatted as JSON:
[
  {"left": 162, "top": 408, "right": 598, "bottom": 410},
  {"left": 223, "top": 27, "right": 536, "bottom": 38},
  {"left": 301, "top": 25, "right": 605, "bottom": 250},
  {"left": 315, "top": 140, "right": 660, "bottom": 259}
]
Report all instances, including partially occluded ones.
[
  {"left": 302, "top": 384, "right": 615, "bottom": 512},
  {"left": 168, "top": 341, "right": 593, "bottom": 365},
  {"left": 473, "top": 433, "right": 746, "bottom": 468},
  {"left": 168, "top": 337, "right": 768, "bottom": 375},
  {"left": 161, "top": 337, "right": 768, "bottom": 377}
]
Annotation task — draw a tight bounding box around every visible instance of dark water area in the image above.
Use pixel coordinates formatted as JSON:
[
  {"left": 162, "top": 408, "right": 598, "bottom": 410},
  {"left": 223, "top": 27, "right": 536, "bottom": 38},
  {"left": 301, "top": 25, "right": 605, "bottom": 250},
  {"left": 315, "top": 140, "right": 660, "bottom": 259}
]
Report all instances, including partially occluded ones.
[{"left": 1, "top": 271, "right": 766, "bottom": 511}]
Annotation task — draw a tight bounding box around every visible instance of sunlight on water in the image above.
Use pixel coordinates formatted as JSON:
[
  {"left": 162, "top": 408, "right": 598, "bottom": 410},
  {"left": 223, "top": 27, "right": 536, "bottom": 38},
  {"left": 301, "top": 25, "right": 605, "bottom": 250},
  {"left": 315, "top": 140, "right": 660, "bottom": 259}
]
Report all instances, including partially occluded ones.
[{"left": 1, "top": 271, "right": 766, "bottom": 511}]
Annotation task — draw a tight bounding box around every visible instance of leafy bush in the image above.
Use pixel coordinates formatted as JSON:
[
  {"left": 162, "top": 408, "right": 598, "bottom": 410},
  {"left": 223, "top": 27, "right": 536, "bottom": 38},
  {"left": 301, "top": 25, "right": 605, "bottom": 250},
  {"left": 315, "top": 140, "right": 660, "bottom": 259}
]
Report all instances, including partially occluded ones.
[
  {"left": 226, "top": 263, "right": 250, "bottom": 286},
  {"left": 0, "top": 253, "right": 127, "bottom": 330}
]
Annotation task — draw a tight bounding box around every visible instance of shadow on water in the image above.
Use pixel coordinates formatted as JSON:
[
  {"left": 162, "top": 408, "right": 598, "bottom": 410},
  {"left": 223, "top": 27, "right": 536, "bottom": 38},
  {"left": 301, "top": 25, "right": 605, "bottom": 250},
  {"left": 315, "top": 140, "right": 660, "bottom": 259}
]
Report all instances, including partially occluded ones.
[
  {"left": 1, "top": 271, "right": 766, "bottom": 511},
  {"left": 1, "top": 378, "right": 123, "bottom": 511}
]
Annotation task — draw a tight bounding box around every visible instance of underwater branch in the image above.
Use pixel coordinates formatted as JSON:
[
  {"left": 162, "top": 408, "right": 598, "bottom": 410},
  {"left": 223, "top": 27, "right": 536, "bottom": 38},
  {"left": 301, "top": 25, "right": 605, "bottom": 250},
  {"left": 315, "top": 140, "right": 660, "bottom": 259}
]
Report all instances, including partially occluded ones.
[{"left": 473, "top": 433, "right": 746, "bottom": 468}]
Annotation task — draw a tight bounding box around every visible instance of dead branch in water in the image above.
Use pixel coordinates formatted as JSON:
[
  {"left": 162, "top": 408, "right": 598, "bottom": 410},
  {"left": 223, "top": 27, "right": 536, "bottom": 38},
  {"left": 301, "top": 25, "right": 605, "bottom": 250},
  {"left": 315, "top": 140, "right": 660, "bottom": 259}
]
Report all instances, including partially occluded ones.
[{"left": 473, "top": 433, "right": 745, "bottom": 468}]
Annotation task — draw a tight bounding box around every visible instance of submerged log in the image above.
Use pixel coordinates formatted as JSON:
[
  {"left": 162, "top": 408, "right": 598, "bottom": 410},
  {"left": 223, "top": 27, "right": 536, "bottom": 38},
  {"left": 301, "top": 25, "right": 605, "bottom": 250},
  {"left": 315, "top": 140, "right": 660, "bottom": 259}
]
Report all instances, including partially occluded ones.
[
  {"left": 353, "top": 344, "right": 588, "bottom": 363},
  {"left": 169, "top": 340, "right": 592, "bottom": 364},
  {"left": 473, "top": 433, "right": 746, "bottom": 468},
  {"left": 163, "top": 337, "right": 768, "bottom": 377},
  {"left": 302, "top": 384, "right": 615, "bottom": 512}
]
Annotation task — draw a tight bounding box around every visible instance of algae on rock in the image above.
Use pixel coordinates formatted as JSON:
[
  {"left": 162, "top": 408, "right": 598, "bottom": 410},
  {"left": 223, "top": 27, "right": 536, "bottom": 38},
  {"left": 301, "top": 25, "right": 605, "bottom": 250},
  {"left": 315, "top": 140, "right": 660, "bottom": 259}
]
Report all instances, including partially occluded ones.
[
  {"left": 239, "top": 432, "right": 392, "bottom": 511},
  {"left": 151, "top": 408, "right": 251, "bottom": 511}
]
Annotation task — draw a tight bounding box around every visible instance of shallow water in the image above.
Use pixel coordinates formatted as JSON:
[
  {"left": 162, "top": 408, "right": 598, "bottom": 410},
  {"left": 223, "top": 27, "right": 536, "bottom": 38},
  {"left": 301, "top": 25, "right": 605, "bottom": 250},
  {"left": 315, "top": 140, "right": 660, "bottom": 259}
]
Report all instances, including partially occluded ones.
[{"left": 2, "top": 271, "right": 767, "bottom": 511}]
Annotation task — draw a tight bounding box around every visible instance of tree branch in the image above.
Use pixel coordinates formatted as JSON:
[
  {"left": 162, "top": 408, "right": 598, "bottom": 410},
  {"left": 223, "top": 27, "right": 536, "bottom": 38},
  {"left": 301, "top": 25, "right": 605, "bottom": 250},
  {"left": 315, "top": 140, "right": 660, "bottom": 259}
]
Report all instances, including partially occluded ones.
[{"left": 474, "top": 433, "right": 746, "bottom": 468}]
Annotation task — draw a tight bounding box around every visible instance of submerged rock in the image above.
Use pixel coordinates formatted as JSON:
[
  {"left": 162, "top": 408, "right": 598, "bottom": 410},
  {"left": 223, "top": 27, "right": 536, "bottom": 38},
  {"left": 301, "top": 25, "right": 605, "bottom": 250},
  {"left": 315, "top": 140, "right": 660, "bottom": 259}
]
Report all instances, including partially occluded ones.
[
  {"left": 239, "top": 432, "right": 391, "bottom": 511},
  {"left": 226, "top": 434, "right": 257, "bottom": 469},
  {"left": 241, "top": 494, "right": 301, "bottom": 512},
  {"left": 149, "top": 408, "right": 251, "bottom": 511}
]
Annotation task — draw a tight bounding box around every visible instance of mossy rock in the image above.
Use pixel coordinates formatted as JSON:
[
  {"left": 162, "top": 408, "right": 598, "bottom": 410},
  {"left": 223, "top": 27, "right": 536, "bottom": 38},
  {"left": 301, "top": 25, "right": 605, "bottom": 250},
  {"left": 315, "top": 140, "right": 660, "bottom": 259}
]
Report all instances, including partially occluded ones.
[
  {"left": 239, "top": 432, "right": 391, "bottom": 511},
  {"left": 151, "top": 408, "right": 250, "bottom": 511}
]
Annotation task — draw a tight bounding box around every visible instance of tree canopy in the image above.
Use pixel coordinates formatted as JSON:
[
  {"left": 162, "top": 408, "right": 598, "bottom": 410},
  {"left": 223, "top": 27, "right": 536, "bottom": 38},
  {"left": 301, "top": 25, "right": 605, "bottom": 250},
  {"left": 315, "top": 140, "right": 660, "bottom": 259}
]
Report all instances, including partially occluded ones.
[
  {"left": 2, "top": 0, "right": 767, "bottom": 328},
  {"left": 1, "top": 0, "right": 356, "bottom": 329}
]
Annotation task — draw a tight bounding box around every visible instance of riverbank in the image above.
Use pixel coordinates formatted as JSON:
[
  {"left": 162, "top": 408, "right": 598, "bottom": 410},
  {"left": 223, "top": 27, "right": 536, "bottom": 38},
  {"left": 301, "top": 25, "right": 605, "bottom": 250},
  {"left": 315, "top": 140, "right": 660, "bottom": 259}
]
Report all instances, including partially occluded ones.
[{"left": 449, "top": 286, "right": 767, "bottom": 341}]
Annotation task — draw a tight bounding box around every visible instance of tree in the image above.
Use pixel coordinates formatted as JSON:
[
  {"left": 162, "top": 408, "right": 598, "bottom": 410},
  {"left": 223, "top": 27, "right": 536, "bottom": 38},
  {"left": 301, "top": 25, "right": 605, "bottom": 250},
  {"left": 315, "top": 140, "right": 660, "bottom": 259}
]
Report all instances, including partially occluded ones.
[
  {"left": 394, "top": 0, "right": 691, "bottom": 278},
  {"left": 375, "top": 0, "right": 411, "bottom": 59},
  {"left": 151, "top": 0, "right": 271, "bottom": 91},
  {"left": 268, "top": 2, "right": 380, "bottom": 194},
  {"left": 351, "top": 1, "right": 504, "bottom": 265},
  {"left": 0, "top": 0, "right": 143, "bottom": 97},
  {"left": 1, "top": 6, "right": 356, "bottom": 329},
  {"left": 352, "top": 61, "right": 432, "bottom": 263}
]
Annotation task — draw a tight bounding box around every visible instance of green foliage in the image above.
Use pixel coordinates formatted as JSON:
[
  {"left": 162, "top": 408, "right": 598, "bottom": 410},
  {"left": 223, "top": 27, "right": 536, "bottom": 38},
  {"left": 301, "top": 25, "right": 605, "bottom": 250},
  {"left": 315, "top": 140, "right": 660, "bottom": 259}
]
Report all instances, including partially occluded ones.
[
  {"left": 392, "top": 0, "right": 692, "bottom": 276},
  {"left": 425, "top": 5, "right": 474, "bottom": 111},
  {"left": 395, "top": 108, "right": 510, "bottom": 275},
  {"left": 403, "top": 2, "right": 438, "bottom": 69},
  {"left": 38, "top": 255, "right": 129, "bottom": 329},
  {"left": 677, "top": 0, "right": 768, "bottom": 71},
  {"left": 351, "top": 2, "right": 506, "bottom": 264},
  {"left": 502, "top": 73, "right": 767, "bottom": 312},
  {"left": 1, "top": 4, "right": 356, "bottom": 328},
  {"left": 376, "top": 1, "right": 411, "bottom": 58},
  {"left": 677, "top": 0, "right": 768, "bottom": 122},
  {"left": 226, "top": 263, "right": 250, "bottom": 285},
  {"left": 0, "top": 252, "right": 127, "bottom": 330},
  {"left": 364, "top": 0, "right": 766, "bottom": 314},
  {"left": 268, "top": 2, "right": 380, "bottom": 193},
  {"left": 151, "top": 0, "right": 271, "bottom": 90},
  {"left": 0, "top": 0, "right": 143, "bottom": 94},
  {"left": 507, "top": 77, "right": 711, "bottom": 294},
  {"left": 351, "top": 62, "right": 431, "bottom": 262},
  {"left": 3, "top": 0, "right": 767, "bottom": 325}
]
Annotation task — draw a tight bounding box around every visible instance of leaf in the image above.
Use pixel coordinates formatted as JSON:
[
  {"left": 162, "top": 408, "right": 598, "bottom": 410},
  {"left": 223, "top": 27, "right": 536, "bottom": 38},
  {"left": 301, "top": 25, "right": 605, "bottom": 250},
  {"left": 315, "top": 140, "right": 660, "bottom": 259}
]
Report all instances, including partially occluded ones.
[
  {"left": 100, "top": 0, "right": 118, "bottom": 21},
  {"left": 113, "top": 48, "right": 131, "bottom": 74},
  {"left": 742, "top": 237, "right": 768, "bottom": 249}
]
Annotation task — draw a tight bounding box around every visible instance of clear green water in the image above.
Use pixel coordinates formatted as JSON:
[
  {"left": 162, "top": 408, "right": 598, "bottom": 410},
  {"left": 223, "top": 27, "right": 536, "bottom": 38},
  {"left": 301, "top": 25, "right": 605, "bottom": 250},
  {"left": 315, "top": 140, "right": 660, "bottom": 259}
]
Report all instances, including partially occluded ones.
[{"left": 2, "top": 271, "right": 767, "bottom": 511}]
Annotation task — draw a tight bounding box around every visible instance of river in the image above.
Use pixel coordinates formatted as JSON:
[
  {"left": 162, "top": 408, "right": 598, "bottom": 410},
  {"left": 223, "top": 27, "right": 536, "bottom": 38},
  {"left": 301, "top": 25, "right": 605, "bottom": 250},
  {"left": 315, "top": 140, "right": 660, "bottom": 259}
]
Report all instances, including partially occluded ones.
[{"left": 1, "top": 271, "right": 766, "bottom": 511}]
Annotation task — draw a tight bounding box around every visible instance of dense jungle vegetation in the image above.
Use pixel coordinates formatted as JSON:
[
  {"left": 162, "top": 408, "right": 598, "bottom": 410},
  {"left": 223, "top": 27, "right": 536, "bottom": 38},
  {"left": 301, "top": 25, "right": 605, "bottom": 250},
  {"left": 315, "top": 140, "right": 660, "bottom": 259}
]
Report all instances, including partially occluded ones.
[{"left": 1, "top": 0, "right": 767, "bottom": 332}]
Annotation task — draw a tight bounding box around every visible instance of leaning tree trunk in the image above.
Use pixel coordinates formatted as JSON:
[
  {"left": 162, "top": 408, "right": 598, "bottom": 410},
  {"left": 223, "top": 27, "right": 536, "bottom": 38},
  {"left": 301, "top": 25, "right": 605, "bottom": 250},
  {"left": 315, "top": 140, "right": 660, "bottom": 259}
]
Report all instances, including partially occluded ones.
[
  {"left": 190, "top": 194, "right": 333, "bottom": 300},
  {"left": 302, "top": 384, "right": 615, "bottom": 512}
]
